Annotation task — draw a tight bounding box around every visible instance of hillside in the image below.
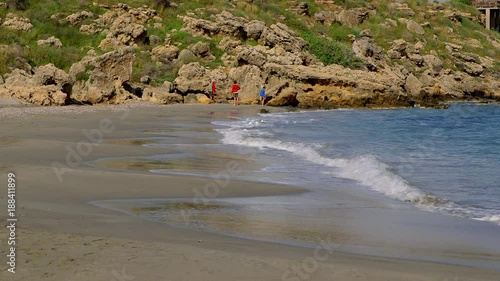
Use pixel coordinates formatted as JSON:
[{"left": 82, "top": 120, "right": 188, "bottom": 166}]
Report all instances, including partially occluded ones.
[{"left": 0, "top": 0, "right": 499, "bottom": 108}]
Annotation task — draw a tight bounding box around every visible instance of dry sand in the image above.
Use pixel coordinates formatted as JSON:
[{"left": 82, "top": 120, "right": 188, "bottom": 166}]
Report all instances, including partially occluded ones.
[{"left": 0, "top": 103, "right": 499, "bottom": 280}]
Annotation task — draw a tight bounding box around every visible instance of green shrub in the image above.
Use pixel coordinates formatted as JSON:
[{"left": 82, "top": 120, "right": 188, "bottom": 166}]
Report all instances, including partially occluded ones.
[{"left": 301, "top": 32, "right": 362, "bottom": 68}]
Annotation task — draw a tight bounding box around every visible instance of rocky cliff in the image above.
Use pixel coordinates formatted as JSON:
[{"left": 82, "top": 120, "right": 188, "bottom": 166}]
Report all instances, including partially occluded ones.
[{"left": 0, "top": 0, "right": 498, "bottom": 108}]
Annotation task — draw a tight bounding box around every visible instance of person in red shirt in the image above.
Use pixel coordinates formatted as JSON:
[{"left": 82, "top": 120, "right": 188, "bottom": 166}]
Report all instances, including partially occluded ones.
[
  {"left": 209, "top": 79, "right": 216, "bottom": 101},
  {"left": 231, "top": 81, "right": 240, "bottom": 106}
]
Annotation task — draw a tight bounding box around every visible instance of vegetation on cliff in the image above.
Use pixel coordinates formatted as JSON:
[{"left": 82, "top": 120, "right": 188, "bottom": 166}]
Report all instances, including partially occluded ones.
[{"left": 0, "top": 0, "right": 499, "bottom": 107}]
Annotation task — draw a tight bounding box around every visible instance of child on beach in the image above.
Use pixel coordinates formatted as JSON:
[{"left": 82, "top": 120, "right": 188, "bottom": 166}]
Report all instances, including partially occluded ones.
[
  {"left": 259, "top": 86, "right": 266, "bottom": 106},
  {"left": 231, "top": 81, "right": 240, "bottom": 106}
]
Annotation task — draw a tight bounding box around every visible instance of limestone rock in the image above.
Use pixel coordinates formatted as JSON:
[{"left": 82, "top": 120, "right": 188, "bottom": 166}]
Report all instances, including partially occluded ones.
[
  {"left": 423, "top": 55, "right": 443, "bottom": 73},
  {"left": 297, "top": 2, "right": 309, "bottom": 16},
  {"left": 214, "top": 11, "right": 248, "bottom": 39},
  {"left": 267, "top": 87, "right": 299, "bottom": 106},
  {"left": 389, "top": 3, "right": 415, "bottom": 17},
  {"left": 174, "top": 62, "right": 209, "bottom": 94},
  {"left": 80, "top": 24, "right": 102, "bottom": 35},
  {"left": 71, "top": 48, "right": 136, "bottom": 104},
  {"left": 151, "top": 45, "right": 179, "bottom": 63},
  {"left": 2, "top": 13, "right": 33, "bottom": 31},
  {"left": 405, "top": 74, "right": 423, "bottom": 96},
  {"left": 184, "top": 93, "right": 212, "bottom": 104},
  {"left": 244, "top": 20, "right": 266, "bottom": 40},
  {"left": 99, "top": 13, "right": 147, "bottom": 49},
  {"left": 235, "top": 46, "right": 267, "bottom": 67},
  {"left": 180, "top": 16, "right": 219, "bottom": 37},
  {"left": 228, "top": 65, "right": 265, "bottom": 104},
  {"left": 3, "top": 86, "right": 67, "bottom": 106},
  {"left": 218, "top": 37, "right": 241, "bottom": 52},
  {"left": 404, "top": 19, "right": 425, "bottom": 35},
  {"left": 142, "top": 87, "right": 183, "bottom": 104},
  {"left": 334, "top": 8, "right": 370, "bottom": 28},
  {"left": 188, "top": 42, "right": 213, "bottom": 60},
  {"left": 260, "top": 23, "right": 306, "bottom": 53},
  {"left": 63, "top": 11, "right": 94, "bottom": 26},
  {"left": 37, "top": 36, "right": 63, "bottom": 48}
]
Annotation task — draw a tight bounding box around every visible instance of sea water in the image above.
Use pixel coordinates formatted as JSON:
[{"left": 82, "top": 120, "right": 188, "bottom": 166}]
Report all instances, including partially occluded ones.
[
  {"left": 93, "top": 103, "right": 500, "bottom": 268},
  {"left": 214, "top": 103, "right": 500, "bottom": 225}
]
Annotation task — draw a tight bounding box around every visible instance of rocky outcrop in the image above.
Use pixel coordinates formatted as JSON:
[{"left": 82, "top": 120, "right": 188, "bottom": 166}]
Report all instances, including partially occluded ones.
[
  {"left": 334, "top": 8, "right": 371, "bottom": 28},
  {"left": 99, "top": 13, "right": 147, "bottom": 49},
  {"left": 229, "top": 65, "right": 265, "bottom": 104},
  {"left": 399, "top": 18, "right": 425, "bottom": 35},
  {"left": 63, "top": 11, "right": 94, "bottom": 26},
  {"left": 71, "top": 48, "right": 136, "bottom": 104},
  {"left": 174, "top": 62, "right": 209, "bottom": 95},
  {"left": 389, "top": 2, "right": 415, "bottom": 17},
  {"left": 1, "top": 13, "right": 33, "bottom": 31},
  {"left": 142, "top": 86, "right": 183, "bottom": 104},
  {"left": 188, "top": 42, "right": 214, "bottom": 60},
  {"left": 151, "top": 45, "right": 179, "bottom": 63},
  {"left": 260, "top": 23, "right": 306, "bottom": 53},
  {"left": 0, "top": 65, "right": 71, "bottom": 106},
  {"left": 352, "top": 29, "right": 383, "bottom": 70},
  {"left": 37, "top": 36, "right": 63, "bottom": 48},
  {"left": 184, "top": 93, "right": 212, "bottom": 104}
]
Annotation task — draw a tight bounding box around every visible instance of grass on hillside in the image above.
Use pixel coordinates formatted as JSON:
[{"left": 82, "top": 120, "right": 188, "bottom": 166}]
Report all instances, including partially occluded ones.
[{"left": 1, "top": 0, "right": 499, "bottom": 81}]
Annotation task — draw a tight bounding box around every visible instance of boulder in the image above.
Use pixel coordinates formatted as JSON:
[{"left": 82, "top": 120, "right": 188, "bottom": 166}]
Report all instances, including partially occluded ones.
[
  {"left": 71, "top": 48, "right": 136, "bottom": 104},
  {"left": 423, "top": 55, "right": 443, "bottom": 73},
  {"left": 235, "top": 46, "right": 267, "bottom": 67},
  {"left": 334, "top": 8, "right": 370, "bottom": 28},
  {"left": 404, "top": 19, "right": 425, "bottom": 35},
  {"left": 188, "top": 42, "right": 214, "bottom": 60},
  {"left": 184, "top": 93, "right": 212, "bottom": 104},
  {"left": 63, "top": 11, "right": 94, "bottom": 26},
  {"left": 218, "top": 37, "right": 242, "bottom": 52},
  {"left": 180, "top": 16, "right": 220, "bottom": 37},
  {"left": 297, "top": 2, "right": 309, "bottom": 16},
  {"left": 142, "top": 87, "right": 183, "bottom": 104},
  {"left": 1, "top": 13, "right": 33, "bottom": 31},
  {"left": 405, "top": 74, "right": 424, "bottom": 97},
  {"left": 33, "top": 64, "right": 72, "bottom": 93},
  {"left": 176, "top": 49, "right": 197, "bottom": 64},
  {"left": 244, "top": 20, "right": 266, "bottom": 40},
  {"left": 174, "top": 62, "right": 209, "bottom": 94},
  {"left": 80, "top": 24, "right": 102, "bottom": 35},
  {"left": 37, "top": 36, "right": 63, "bottom": 48},
  {"left": 214, "top": 11, "right": 248, "bottom": 39},
  {"left": 352, "top": 31, "right": 383, "bottom": 60},
  {"left": 99, "top": 13, "right": 147, "bottom": 49},
  {"left": 1, "top": 86, "right": 67, "bottom": 106},
  {"left": 267, "top": 87, "right": 299, "bottom": 106},
  {"left": 151, "top": 45, "right": 179, "bottom": 63},
  {"left": 260, "top": 23, "right": 307, "bottom": 53},
  {"left": 389, "top": 3, "right": 415, "bottom": 17}
]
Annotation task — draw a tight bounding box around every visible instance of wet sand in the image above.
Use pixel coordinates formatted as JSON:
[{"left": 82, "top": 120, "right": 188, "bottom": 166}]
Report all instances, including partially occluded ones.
[{"left": 1, "top": 103, "right": 499, "bottom": 280}]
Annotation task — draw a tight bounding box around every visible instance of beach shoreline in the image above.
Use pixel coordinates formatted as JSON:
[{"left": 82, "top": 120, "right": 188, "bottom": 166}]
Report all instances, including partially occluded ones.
[{"left": 1, "top": 103, "right": 499, "bottom": 280}]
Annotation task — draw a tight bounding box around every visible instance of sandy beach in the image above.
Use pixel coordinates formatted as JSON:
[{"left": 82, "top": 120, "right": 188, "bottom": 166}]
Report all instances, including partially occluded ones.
[{"left": 1, "top": 102, "right": 499, "bottom": 281}]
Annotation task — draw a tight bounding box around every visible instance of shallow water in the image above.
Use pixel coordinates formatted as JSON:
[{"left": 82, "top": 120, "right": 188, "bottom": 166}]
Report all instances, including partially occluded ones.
[{"left": 90, "top": 103, "right": 500, "bottom": 269}]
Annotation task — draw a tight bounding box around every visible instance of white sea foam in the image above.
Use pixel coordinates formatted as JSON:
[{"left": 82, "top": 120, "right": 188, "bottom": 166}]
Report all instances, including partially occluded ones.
[
  {"left": 214, "top": 117, "right": 500, "bottom": 225},
  {"left": 474, "top": 215, "right": 500, "bottom": 225}
]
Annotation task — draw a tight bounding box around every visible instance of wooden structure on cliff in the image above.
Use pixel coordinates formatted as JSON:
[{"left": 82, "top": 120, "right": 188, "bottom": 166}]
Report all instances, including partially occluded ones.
[{"left": 474, "top": 0, "right": 500, "bottom": 31}]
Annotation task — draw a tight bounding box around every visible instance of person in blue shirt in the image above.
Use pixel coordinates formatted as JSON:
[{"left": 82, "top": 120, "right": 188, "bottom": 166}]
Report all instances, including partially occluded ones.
[{"left": 259, "top": 86, "right": 266, "bottom": 107}]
